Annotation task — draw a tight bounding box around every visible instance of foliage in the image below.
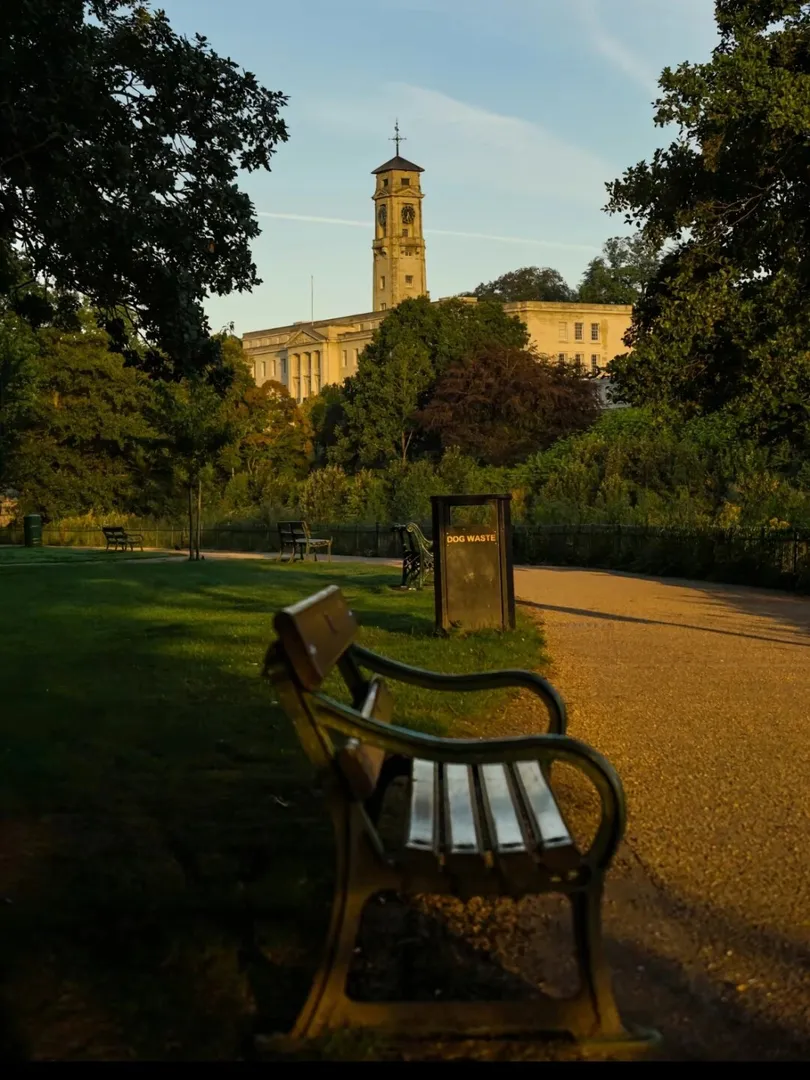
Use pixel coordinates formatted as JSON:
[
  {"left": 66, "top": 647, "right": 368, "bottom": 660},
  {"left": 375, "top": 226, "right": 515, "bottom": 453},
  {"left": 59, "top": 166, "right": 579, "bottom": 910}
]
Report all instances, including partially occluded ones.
[
  {"left": 577, "top": 233, "right": 661, "bottom": 305},
  {"left": 605, "top": 0, "right": 810, "bottom": 453},
  {"left": 524, "top": 407, "right": 810, "bottom": 528},
  {"left": 471, "top": 266, "right": 574, "bottom": 303},
  {"left": 335, "top": 296, "right": 529, "bottom": 467},
  {"left": 1, "top": 314, "right": 154, "bottom": 519},
  {"left": 2, "top": 0, "right": 288, "bottom": 376},
  {"left": 303, "top": 382, "right": 348, "bottom": 466},
  {"left": 418, "top": 345, "right": 600, "bottom": 466}
]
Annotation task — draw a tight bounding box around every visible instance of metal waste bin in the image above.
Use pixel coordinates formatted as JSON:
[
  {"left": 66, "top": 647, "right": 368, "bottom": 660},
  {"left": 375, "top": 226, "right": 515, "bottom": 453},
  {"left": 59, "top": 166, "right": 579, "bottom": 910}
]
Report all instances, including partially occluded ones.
[
  {"left": 431, "top": 493, "right": 515, "bottom": 633},
  {"left": 23, "top": 513, "right": 43, "bottom": 547}
]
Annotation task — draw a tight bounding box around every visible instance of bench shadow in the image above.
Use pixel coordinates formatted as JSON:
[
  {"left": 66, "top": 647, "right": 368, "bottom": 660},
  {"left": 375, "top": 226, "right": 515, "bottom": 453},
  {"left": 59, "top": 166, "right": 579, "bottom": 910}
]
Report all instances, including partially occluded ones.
[{"left": 516, "top": 598, "right": 810, "bottom": 648}]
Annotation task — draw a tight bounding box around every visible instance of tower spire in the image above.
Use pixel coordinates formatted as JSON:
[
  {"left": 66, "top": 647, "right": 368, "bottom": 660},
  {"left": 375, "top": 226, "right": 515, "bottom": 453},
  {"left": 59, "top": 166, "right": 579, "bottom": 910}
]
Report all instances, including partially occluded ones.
[{"left": 390, "top": 119, "right": 405, "bottom": 156}]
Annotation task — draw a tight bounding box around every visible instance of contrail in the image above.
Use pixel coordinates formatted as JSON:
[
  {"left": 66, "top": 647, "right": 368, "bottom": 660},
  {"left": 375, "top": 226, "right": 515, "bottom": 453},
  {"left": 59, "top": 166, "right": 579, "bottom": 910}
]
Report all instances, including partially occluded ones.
[{"left": 257, "top": 212, "right": 598, "bottom": 252}]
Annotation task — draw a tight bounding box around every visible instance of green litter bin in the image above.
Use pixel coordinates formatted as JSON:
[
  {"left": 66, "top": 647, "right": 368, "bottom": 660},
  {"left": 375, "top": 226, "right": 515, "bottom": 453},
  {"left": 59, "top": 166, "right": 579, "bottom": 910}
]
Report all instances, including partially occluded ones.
[{"left": 23, "top": 514, "right": 42, "bottom": 547}]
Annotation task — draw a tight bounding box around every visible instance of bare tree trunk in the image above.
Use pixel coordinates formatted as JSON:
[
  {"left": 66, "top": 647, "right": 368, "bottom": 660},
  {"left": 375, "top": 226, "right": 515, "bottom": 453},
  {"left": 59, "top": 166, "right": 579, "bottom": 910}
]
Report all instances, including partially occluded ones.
[
  {"left": 187, "top": 481, "right": 194, "bottom": 561},
  {"left": 196, "top": 476, "right": 202, "bottom": 560}
]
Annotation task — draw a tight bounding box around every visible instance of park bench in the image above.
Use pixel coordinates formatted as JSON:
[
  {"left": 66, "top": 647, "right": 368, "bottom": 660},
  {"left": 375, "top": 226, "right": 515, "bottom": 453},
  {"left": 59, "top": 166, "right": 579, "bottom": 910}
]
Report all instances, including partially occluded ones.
[
  {"left": 278, "top": 521, "right": 333, "bottom": 563},
  {"left": 263, "top": 585, "right": 654, "bottom": 1052},
  {"left": 392, "top": 521, "right": 434, "bottom": 590},
  {"left": 101, "top": 525, "right": 144, "bottom": 552}
]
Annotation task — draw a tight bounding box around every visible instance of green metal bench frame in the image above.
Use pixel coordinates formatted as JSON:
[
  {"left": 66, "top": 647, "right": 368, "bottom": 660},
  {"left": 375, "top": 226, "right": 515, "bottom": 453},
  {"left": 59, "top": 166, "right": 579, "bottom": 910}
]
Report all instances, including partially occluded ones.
[
  {"left": 392, "top": 521, "right": 434, "bottom": 590},
  {"left": 264, "top": 585, "right": 658, "bottom": 1053}
]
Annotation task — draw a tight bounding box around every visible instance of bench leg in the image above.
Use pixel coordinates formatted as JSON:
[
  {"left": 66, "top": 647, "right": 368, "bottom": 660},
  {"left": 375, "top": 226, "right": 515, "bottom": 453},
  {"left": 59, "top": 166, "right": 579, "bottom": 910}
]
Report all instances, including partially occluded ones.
[
  {"left": 291, "top": 803, "right": 384, "bottom": 1040},
  {"left": 569, "top": 881, "right": 626, "bottom": 1040}
]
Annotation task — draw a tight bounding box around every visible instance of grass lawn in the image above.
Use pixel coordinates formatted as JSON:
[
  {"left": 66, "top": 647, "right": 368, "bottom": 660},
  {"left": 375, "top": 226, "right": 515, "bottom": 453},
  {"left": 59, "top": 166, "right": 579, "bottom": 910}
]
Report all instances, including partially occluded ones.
[
  {"left": 0, "top": 558, "right": 548, "bottom": 1061},
  {"left": 0, "top": 545, "right": 180, "bottom": 564}
]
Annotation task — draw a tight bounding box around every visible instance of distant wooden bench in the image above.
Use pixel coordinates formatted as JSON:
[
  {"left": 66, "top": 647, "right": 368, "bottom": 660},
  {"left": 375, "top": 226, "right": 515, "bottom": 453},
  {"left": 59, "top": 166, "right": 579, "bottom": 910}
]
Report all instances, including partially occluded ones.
[
  {"left": 277, "top": 521, "right": 332, "bottom": 563},
  {"left": 263, "top": 585, "right": 656, "bottom": 1052},
  {"left": 101, "top": 525, "right": 144, "bottom": 552},
  {"left": 392, "top": 521, "right": 434, "bottom": 590}
]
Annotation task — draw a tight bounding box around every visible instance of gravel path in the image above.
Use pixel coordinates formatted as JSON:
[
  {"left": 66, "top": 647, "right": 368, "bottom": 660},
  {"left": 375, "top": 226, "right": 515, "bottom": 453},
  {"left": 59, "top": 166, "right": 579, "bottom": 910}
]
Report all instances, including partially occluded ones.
[{"left": 510, "top": 566, "right": 810, "bottom": 1060}]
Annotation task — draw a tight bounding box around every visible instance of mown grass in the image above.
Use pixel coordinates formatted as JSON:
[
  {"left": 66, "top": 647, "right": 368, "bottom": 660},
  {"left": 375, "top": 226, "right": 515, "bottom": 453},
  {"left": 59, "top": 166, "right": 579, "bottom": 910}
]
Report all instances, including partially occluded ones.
[{"left": 0, "top": 559, "right": 547, "bottom": 1061}]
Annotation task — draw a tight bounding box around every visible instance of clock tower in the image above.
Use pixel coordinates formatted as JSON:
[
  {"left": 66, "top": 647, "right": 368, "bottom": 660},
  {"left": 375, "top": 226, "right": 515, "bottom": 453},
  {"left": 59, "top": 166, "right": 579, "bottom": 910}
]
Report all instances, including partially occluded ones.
[{"left": 371, "top": 122, "right": 428, "bottom": 313}]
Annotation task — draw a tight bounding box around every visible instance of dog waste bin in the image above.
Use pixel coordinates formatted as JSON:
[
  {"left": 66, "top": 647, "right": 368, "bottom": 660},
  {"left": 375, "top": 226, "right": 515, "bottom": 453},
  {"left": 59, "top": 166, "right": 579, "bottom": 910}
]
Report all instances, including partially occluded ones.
[
  {"left": 431, "top": 493, "right": 515, "bottom": 633},
  {"left": 23, "top": 514, "right": 43, "bottom": 548}
]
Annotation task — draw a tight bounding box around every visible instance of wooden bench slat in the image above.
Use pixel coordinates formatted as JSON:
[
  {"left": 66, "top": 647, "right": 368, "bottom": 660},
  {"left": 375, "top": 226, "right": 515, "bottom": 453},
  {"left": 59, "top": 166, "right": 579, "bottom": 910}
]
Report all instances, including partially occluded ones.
[
  {"left": 444, "top": 764, "right": 480, "bottom": 855},
  {"left": 479, "top": 763, "right": 526, "bottom": 854},
  {"left": 513, "top": 761, "right": 576, "bottom": 865},
  {"left": 407, "top": 758, "right": 437, "bottom": 851}
]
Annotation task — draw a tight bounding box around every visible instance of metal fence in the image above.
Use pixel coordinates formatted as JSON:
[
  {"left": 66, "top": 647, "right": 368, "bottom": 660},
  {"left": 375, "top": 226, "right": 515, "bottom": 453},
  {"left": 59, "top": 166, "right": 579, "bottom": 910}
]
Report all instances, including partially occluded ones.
[{"left": 2, "top": 520, "right": 809, "bottom": 592}]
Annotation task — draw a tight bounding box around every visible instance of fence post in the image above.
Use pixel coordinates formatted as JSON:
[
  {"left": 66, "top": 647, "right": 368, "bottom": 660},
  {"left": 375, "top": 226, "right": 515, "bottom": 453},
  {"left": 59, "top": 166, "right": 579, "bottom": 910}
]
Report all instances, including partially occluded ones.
[{"left": 375, "top": 522, "right": 380, "bottom": 557}]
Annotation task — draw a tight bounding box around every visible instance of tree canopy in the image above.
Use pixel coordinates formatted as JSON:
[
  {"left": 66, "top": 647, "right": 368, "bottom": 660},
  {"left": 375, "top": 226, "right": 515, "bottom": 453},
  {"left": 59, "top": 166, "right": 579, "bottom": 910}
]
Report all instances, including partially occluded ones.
[
  {"left": 605, "top": 0, "right": 810, "bottom": 452},
  {"left": 334, "top": 296, "right": 530, "bottom": 467},
  {"left": 418, "top": 345, "right": 600, "bottom": 467},
  {"left": 471, "top": 266, "right": 574, "bottom": 303},
  {"left": 2, "top": 0, "right": 288, "bottom": 377},
  {"left": 577, "top": 233, "right": 661, "bottom": 305}
]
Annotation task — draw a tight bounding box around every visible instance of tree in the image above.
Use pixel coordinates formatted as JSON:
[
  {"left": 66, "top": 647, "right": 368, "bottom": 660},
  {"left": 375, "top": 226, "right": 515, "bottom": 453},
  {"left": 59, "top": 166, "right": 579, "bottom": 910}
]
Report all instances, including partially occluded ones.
[
  {"left": 604, "top": 0, "right": 810, "bottom": 452},
  {"left": 471, "top": 266, "right": 574, "bottom": 303},
  {"left": 577, "top": 233, "right": 661, "bottom": 305},
  {"left": 335, "top": 296, "right": 530, "bottom": 467},
  {"left": 418, "top": 346, "right": 600, "bottom": 466},
  {"left": 1, "top": 1, "right": 288, "bottom": 377},
  {"left": 303, "top": 383, "right": 348, "bottom": 467},
  {"left": 150, "top": 376, "right": 237, "bottom": 559},
  {"left": 338, "top": 341, "right": 433, "bottom": 467},
  {"left": 1, "top": 313, "right": 154, "bottom": 519}
]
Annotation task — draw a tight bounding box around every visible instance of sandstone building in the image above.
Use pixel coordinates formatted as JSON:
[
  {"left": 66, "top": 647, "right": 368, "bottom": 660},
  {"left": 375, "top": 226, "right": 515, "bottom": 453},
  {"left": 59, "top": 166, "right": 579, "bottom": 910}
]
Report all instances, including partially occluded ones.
[{"left": 243, "top": 138, "right": 632, "bottom": 401}]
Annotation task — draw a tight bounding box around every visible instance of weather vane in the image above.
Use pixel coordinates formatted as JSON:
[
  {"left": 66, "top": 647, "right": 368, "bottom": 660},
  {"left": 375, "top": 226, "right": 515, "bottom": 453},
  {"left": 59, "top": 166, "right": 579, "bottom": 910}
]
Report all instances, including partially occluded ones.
[{"left": 390, "top": 119, "right": 405, "bottom": 155}]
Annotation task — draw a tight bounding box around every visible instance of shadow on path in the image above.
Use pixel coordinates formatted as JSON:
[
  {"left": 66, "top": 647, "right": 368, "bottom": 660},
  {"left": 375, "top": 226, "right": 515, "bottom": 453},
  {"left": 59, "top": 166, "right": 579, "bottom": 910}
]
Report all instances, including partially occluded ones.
[{"left": 516, "top": 598, "right": 810, "bottom": 648}]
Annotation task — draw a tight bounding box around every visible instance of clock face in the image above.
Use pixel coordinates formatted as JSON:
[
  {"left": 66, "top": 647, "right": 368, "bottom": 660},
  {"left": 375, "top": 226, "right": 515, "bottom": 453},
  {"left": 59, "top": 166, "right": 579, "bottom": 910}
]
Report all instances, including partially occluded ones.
[
  {"left": 377, "top": 205, "right": 387, "bottom": 228},
  {"left": 401, "top": 204, "right": 415, "bottom": 225}
]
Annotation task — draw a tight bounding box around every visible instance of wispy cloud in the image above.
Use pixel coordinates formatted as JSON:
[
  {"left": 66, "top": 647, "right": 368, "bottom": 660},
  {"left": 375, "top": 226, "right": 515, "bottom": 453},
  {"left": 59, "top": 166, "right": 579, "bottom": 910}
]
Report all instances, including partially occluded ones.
[
  {"left": 571, "top": 0, "right": 661, "bottom": 98},
  {"left": 258, "top": 212, "right": 599, "bottom": 252},
  {"left": 306, "top": 83, "right": 614, "bottom": 204}
]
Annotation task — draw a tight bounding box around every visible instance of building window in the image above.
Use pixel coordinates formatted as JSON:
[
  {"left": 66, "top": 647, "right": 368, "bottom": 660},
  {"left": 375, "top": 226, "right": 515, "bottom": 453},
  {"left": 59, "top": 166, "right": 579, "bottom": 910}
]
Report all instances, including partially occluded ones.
[
  {"left": 281, "top": 357, "right": 287, "bottom": 379},
  {"left": 558, "top": 353, "right": 566, "bottom": 364},
  {"left": 558, "top": 322, "right": 567, "bottom": 342},
  {"left": 590, "top": 353, "right": 599, "bottom": 374},
  {"left": 353, "top": 349, "right": 359, "bottom": 366},
  {"left": 591, "top": 322, "right": 600, "bottom": 341},
  {"left": 380, "top": 302, "right": 387, "bottom": 310},
  {"left": 574, "top": 322, "right": 583, "bottom": 341},
  {"left": 379, "top": 275, "right": 386, "bottom": 289},
  {"left": 382, "top": 178, "right": 389, "bottom": 188},
  {"left": 405, "top": 274, "right": 413, "bottom": 285},
  {"left": 341, "top": 349, "right": 347, "bottom": 368},
  {"left": 574, "top": 353, "right": 584, "bottom": 369},
  {"left": 401, "top": 176, "right": 409, "bottom": 186},
  {"left": 401, "top": 227, "right": 409, "bottom": 237}
]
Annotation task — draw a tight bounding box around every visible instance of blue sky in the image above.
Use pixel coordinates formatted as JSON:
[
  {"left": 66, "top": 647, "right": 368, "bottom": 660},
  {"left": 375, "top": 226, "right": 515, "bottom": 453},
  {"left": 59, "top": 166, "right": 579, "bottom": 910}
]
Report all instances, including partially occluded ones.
[{"left": 157, "top": 0, "right": 719, "bottom": 334}]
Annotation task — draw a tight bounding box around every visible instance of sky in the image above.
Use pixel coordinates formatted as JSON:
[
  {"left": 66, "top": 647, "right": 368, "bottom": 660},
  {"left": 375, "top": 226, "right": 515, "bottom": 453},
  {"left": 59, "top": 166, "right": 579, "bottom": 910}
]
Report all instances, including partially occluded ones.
[{"left": 156, "top": 0, "right": 720, "bottom": 335}]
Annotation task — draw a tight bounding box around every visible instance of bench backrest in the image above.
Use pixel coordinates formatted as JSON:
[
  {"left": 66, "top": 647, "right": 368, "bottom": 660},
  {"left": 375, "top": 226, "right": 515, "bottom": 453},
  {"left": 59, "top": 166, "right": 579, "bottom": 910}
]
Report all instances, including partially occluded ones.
[
  {"left": 102, "top": 526, "right": 126, "bottom": 537},
  {"left": 278, "top": 520, "right": 309, "bottom": 543},
  {"left": 267, "top": 585, "right": 391, "bottom": 800},
  {"left": 406, "top": 522, "right": 432, "bottom": 553}
]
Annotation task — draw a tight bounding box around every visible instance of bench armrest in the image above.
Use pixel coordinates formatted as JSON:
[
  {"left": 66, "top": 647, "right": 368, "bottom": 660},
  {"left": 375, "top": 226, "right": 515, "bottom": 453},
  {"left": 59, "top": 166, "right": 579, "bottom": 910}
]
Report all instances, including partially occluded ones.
[
  {"left": 311, "top": 693, "right": 624, "bottom": 870},
  {"left": 350, "top": 643, "right": 566, "bottom": 735}
]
